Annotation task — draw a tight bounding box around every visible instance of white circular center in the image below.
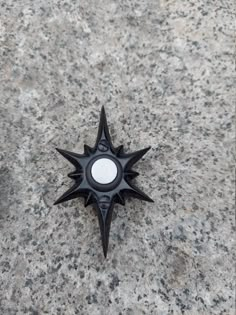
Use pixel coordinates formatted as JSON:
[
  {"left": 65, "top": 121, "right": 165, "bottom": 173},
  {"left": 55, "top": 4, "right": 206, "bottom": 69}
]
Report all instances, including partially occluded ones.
[{"left": 91, "top": 158, "right": 118, "bottom": 184}]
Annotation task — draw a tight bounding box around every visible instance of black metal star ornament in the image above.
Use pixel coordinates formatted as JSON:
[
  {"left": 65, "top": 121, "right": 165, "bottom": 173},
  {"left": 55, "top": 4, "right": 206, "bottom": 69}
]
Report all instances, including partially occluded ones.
[{"left": 54, "top": 107, "right": 153, "bottom": 257}]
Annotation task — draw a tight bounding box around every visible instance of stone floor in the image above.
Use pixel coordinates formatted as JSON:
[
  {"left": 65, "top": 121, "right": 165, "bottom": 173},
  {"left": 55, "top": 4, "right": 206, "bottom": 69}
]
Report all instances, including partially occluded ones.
[{"left": 0, "top": 1, "right": 235, "bottom": 314}]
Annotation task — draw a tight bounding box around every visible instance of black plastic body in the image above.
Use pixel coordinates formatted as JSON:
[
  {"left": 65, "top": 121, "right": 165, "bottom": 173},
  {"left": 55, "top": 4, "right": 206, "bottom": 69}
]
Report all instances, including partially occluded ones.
[{"left": 54, "top": 107, "right": 153, "bottom": 257}]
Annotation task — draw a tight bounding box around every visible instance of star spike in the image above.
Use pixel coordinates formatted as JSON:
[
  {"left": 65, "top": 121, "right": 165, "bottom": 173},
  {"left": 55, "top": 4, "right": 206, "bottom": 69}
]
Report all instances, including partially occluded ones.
[
  {"left": 84, "top": 192, "right": 94, "bottom": 207},
  {"left": 123, "top": 181, "right": 154, "bottom": 203},
  {"left": 115, "top": 145, "right": 124, "bottom": 156},
  {"left": 67, "top": 171, "right": 83, "bottom": 179},
  {"left": 56, "top": 148, "right": 84, "bottom": 168},
  {"left": 84, "top": 144, "right": 93, "bottom": 155},
  {"left": 115, "top": 192, "right": 125, "bottom": 205},
  {"left": 54, "top": 183, "right": 82, "bottom": 205},
  {"left": 94, "top": 106, "right": 114, "bottom": 150},
  {"left": 125, "top": 170, "right": 139, "bottom": 180},
  {"left": 123, "top": 146, "right": 151, "bottom": 169},
  {"left": 95, "top": 198, "right": 114, "bottom": 258}
]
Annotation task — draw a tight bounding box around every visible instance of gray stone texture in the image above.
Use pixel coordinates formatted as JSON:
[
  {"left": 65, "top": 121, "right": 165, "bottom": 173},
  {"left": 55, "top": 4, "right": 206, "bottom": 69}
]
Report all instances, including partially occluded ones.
[{"left": 0, "top": 0, "right": 235, "bottom": 314}]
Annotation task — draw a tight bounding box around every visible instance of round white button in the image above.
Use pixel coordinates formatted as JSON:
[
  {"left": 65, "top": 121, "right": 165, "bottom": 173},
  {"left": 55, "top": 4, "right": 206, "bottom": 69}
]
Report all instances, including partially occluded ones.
[{"left": 91, "top": 158, "right": 118, "bottom": 184}]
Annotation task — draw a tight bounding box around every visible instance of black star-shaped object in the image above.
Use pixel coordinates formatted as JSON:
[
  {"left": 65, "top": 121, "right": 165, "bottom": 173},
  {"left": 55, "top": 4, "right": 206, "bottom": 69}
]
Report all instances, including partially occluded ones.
[{"left": 54, "top": 107, "right": 153, "bottom": 257}]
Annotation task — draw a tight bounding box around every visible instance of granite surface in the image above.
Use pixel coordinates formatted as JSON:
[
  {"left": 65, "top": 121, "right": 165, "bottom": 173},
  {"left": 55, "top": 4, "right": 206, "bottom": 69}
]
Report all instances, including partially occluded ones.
[{"left": 0, "top": 0, "right": 235, "bottom": 314}]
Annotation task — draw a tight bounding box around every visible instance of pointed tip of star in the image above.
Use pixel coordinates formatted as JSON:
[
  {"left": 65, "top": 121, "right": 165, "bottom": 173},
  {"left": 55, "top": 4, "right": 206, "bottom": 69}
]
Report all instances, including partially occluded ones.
[
  {"left": 54, "top": 183, "right": 82, "bottom": 206},
  {"left": 100, "top": 106, "right": 107, "bottom": 125},
  {"left": 115, "top": 192, "right": 125, "bottom": 205},
  {"left": 103, "top": 247, "right": 108, "bottom": 258},
  {"left": 124, "top": 146, "right": 151, "bottom": 168},
  {"left": 84, "top": 144, "right": 93, "bottom": 155},
  {"left": 55, "top": 147, "right": 83, "bottom": 167},
  {"left": 94, "top": 105, "right": 114, "bottom": 150},
  {"left": 95, "top": 199, "right": 114, "bottom": 259},
  {"left": 55, "top": 147, "right": 64, "bottom": 154},
  {"left": 100, "top": 224, "right": 110, "bottom": 259},
  {"left": 101, "top": 105, "right": 106, "bottom": 114},
  {"left": 115, "top": 145, "right": 124, "bottom": 156},
  {"left": 123, "top": 180, "right": 154, "bottom": 203},
  {"left": 84, "top": 192, "right": 94, "bottom": 207},
  {"left": 53, "top": 197, "right": 68, "bottom": 206},
  {"left": 101, "top": 229, "right": 109, "bottom": 258},
  {"left": 135, "top": 191, "right": 154, "bottom": 203},
  {"left": 55, "top": 147, "right": 73, "bottom": 157},
  {"left": 139, "top": 146, "right": 151, "bottom": 156},
  {"left": 54, "top": 188, "right": 69, "bottom": 205},
  {"left": 125, "top": 170, "right": 139, "bottom": 180},
  {"left": 145, "top": 195, "right": 154, "bottom": 203},
  {"left": 68, "top": 172, "right": 81, "bottom": 179},
  {"left": 54, "top": 197, "right": 63, "bottom": 205}
]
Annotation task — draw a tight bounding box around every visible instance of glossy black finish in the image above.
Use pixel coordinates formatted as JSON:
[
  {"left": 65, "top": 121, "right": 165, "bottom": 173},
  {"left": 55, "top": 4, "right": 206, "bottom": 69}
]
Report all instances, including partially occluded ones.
[{"left": 54, "top": 107, "right": 153, "bottom": 257}]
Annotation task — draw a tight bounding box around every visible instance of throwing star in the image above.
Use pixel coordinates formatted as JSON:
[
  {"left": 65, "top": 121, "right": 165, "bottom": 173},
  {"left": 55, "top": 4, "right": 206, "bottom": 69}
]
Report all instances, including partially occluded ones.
[{"left": 54, "top": 107, "right": 153, "bottom": 257}]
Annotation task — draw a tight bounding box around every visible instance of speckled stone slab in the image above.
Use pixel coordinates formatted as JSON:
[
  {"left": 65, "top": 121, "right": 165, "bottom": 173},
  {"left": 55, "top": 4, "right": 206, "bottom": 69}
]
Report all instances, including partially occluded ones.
[{"left": 0, "top": 1, "right": 235, "bottom": 314}]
